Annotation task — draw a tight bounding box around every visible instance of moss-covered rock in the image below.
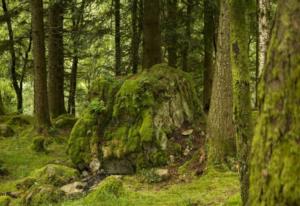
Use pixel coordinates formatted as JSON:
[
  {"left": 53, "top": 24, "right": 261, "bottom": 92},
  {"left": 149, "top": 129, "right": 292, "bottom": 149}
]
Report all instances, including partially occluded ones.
[
  {"left": 17, "top": 164, "right": 79, "bottom": 190},
  {"left": 0, "top": 196, "right": 11, "bottom": 206},
  {"left": 53, "top": 114, "right": 77, "bottom": 129},
  {"left": 22, "top": 185, "right": 64, "bottom": 206},
  {"left": 0, "top": 124, "right": 14, "bottom": 138},
  {"left": 68, "top": 64, "right": 203, "bottom": 172}
]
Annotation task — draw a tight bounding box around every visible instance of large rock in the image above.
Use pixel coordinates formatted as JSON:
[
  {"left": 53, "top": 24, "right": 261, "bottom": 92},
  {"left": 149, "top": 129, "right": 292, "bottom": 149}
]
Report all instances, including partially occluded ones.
[{"left": 68, "top": 64, "right": 202, "bottom": 173}]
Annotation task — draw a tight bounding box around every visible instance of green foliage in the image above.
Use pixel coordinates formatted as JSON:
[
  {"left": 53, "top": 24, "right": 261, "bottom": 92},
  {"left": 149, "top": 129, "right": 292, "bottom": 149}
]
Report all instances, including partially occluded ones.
[
  {"left": 31, "top": 137, "right": 46, "bottom": 153},
  {"left": 0, "top": 196, "right": 11, "bottom": 206}
]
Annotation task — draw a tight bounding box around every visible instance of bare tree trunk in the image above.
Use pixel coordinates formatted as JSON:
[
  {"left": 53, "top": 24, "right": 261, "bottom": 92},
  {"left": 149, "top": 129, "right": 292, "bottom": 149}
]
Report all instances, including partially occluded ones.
[
  {"left": 207, "top": 0, "right": 236, "bottom": 166},
  {"left": 142, "top": 0, "right": 162, "bottom": 69},
  {"left": 48, "top": 0, "right": 66, "bottom": 118},
  {"left": 166, "top": 0, "right": 178, "bottom": 68},
  {"left": 30, "top": 0, "right": 51, "bottom": 131},
  {"left": 131, "top": 0, "right": 139, "bottom": 74},
  {"left": 249, "top": 0, "right": 300, "bottom": 204},
  {"left": 2, "top": 0, "right": 23, "bottom": 113},
  {"left": 114, "top": 0, "right": 122, "bottom": 75}
]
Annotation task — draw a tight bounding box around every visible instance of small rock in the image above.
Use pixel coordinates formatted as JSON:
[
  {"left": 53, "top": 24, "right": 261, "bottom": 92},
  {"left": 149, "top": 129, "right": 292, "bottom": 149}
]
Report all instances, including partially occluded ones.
[
  {"left": 154, "top": 169, "right": 170, "bottom": 180},
  {"left": 89, "top": 159, "right": 101, "bottom": 174},
  {"left": 60, "top": 182, "right": 86, "bottom": 196},
  {"left": 183, "top": 146, "right": 191, "bottom": 156},
  {"left": 181, "top": 129, "right": 193, "bottom": 136},
  {"left": 81, "top": 170, "right": 89, "bottom": 178}
]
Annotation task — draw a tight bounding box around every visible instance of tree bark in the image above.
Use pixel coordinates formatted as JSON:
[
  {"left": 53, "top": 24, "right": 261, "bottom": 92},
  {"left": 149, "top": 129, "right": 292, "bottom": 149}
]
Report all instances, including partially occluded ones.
[
  {"left": 48, "top": 0, "right": 66, "bottom": 118},
  {"left": 207, "top": 0, "right": 235, "bottom": 166},
  {"left": 181, "top": 0, "right": 193, "bottom": 71},
  {"left": 30, "top": 0, "right": 51, "bottom": 130},
  {"left": 142, "top": 0, "right": 162, "bottom": 69},
  {"left": 203, "top": 0, "right": 216, "bottom": 113},
  {"left": 249, "top": 0, "right": 300, "bottom": 205},
  {"left": 131, "top": 0, "right": 139, "bottom": 74},
  {"left": 1, "top": 0, "right": 23, "bottom": 113},
  {"left": 166, "top": 0, "right": 178, "bottom": 68},
  {"left": 115, "top": 0, "right": 122, "bottom": 75},
  {"left": 230, "top": 0, "right": 253, "bottom": 204}
]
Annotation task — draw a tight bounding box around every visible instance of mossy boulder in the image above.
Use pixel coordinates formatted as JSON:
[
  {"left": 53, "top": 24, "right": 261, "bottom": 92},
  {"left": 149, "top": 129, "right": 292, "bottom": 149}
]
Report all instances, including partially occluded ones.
[
  {"left": 0, "top": 196, "right": 11, "bottom": 206},
  {"left": 17, "top": 164, "right": 79, "bottom": 190},
  {"left": 22, "top": 185, "right": 64, "bottom": 206},
  {"left": 0, "top": 124, "right": 14, "bottom": 138},
  {"left": 53, "top": 114, "right": 77, "bottom": 129},
  {"left": 68, "top": 64, "right": 203, "bottom": 173}
]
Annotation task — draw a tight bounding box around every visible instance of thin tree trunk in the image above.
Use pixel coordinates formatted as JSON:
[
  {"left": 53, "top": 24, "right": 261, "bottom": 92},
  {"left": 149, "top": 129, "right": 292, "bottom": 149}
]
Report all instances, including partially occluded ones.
[
  {"left": 203, "top": 0, "right": 216, "bottom": 113},
  {"left": 207, "top": 0, "right": 235, "bottom": 166},
  {"left": 115, "top": 0, "right": 122, "bottom": 75},
  {"left": 230, "top": 0, "right": 253, "bottom": 204},
  {"left": 181, "top": 0, "right": 193, "bottom": 71},
  {"left": 0, "top": 91, "right": 4, "bottom": 115},
  {"left": 131, "top": 0, "right": 139, "bottom": 74},
  {"left": 1, "top": 0, "right": 23, "bottom": 113},
  {"left": 249, "top": 0, "right": 300, "bottom": 204},
  {"left": 166, "top": 0, "right": 178, "bottom": 68},
  {"left": 30, "top": 0, "right": 51, "bottom": 130},
  {"left": 142, "top": 0, "right": 162, "bottom": 69}
]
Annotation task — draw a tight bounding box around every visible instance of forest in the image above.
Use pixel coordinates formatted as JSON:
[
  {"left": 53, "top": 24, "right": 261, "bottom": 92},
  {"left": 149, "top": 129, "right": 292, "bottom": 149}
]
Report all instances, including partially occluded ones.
[{"left": 0, "top": 0, "right": 299, "bottom": 205}]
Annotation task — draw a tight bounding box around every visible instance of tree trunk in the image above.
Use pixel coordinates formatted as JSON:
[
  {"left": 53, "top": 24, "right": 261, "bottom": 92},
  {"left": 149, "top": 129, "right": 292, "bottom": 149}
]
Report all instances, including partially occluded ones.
[
  {"left": 131, "top": 0, "right": 139, "bottom": 74},
  {"left": 2, "top": 0, "right": 23, "bottom": 113},
  {"left": 249, "top": 0, "right": 300, "bottom": 205},
  {"left": 207, "top": 0, "right": 235, "bottom": 166},
  {"left": 256, "top": 0, "right": 270, "bottom": 107},
  {"left": 166, "top": 0, "right": 178, "bottom": 68},
  {"left": 203, "top": 0, "right": 216, "bottom": 113},
  {"left": 115, "top": 0, "right": 122, "bottom": 75},
  {"left": 230, "top": 0, "right": 253, "bottom": 204},
  {"left": 0, "top": 91, "right": 4, "bottom": 115},
  {"left": 68, "top": 0, "right": 85, "bottom": 116},
  {"left": 48, "top": 0, "right": 66, "bottom": 118},
  {"left": 142, "top": 0, "right": 162, "bottom": 69},
  {"left": 30, "top": 0, "right": 51, "bottom": 130},
  {"left": 181, "top": 0, "right": 193, "bottom": 71}
]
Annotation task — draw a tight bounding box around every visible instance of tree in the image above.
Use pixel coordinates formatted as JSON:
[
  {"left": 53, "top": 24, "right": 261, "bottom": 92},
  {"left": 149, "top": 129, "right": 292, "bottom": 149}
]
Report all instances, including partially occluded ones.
[
  {"left": 48, "top": 0, "right": 66, "bottom": 118},
  {"left": 166, "top": 0, "right": 178, "bottom": 68},
  {"left": 131, "top": 0, "right": 139, "bottom": 74},
  {"left": 142, "top": 0, "right": 162, "bottom": 69},
  {"left": 230, "top": 0, "right": 253, "bottom": 204},
  {"left": 1, "top": 0, "right": 23, "bottom": 113},
  {"left": 0, "top": 91, "right": 4, "bottom": 115},
  {"left": 249, "top": 0, "right": 300, "bottom": 205},
  {"left": 203, "top": 0, "right": 217, "bottom": 113},
  {"left": 207, "top": 0, "right": 235, "bottom": 165},
  {"left": 114, "top": 0, "right": 121, "bottom": 75},
  {"left": 30, "top": 0, "right": 51, "bottom": 130}
]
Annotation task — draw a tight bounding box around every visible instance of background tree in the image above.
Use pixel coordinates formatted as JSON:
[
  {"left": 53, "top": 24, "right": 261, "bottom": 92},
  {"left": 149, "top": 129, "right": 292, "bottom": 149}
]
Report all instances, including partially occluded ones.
[
  {"left": 249, "top": 0, "right": 300, "bottom": 204},
  {"left": 142, "top": 0, "right": 162, "bottom": 69},
  {"left": 114, "top": 0, "right": 121, "bottom": 75},
  {"left": 30, "top": 0, "right": 51, "bottom": 130},
  {"left": 166, "top": 0, "right": 178, "bottom": 68},
  {"left": 131, "top": 0, "right": 139, "bottom": 74},
  {"left": 207, "top": 0, "right": 235, "bottom": 165},
  {"left": 48, "top": 0, "right": 66, "bottom": 118}
]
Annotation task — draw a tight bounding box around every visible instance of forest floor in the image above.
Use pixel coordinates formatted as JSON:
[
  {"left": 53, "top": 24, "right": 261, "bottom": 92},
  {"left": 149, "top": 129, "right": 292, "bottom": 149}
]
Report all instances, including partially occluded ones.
[{"left": 0, "top": 114, "right": 241, "bottom": 206}]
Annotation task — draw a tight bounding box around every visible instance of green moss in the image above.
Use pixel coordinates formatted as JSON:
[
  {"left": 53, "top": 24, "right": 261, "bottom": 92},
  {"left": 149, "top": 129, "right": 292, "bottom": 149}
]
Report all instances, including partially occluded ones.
[
  {"left": 0, "top": 196, "right": 11, "bottom": 206},
  {"left": 53, "top": 114, "right": 77, "bottom": 129},
  {"left": 139, "top": 110, "right": 153, "bottom": 142},
  {"left": 32, "top": 137, "right": 46, "bottom": 152}
]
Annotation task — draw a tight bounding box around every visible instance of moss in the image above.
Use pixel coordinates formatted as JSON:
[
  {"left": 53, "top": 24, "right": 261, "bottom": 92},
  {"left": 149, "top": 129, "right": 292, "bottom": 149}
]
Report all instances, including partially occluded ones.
[
  {"left": 139, "top": 109, "right": 153, "bottom": 142},
  {"left": 53, "top": 114, "right": 77, "bottom": 129},
  {"left": 29, "top": 164, "right": 79, "bottom": 187},
  {"left": 0, "top": 196, "right": 11, "bottom": 206},
  {"left": 22, "top": 185, "right": 64, "bottom": 206},
  {"left": 86, "top": 176, "right": 124, "bottom": 202}
]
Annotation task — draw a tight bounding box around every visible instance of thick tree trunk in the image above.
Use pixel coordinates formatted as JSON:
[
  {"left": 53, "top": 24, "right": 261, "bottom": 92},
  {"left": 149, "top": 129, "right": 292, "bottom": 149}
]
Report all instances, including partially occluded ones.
[
  {"left": 131, "top": 0, "right": 139, "bottom": 74},
  {"left": 142, "top": 0, "right": 162, "bottom": 69},
  {"left": 2, "top": 0, "right": 23, "bottom": 113},
  {"left": 181, "top": 0, "right": 193, "bottom": 71},
  {"left": 207, "top": 0, "right": 235, "bottom": 166},
  {"left": 166, "top": 0, "right": 178, "bottom": 68},
  {"left": 115, "top": 0, "right": 122, "bottom": 75},
  {"left": 203, "top": 0, "right": 216, "bottom": 113},
  {"left": 230, "top": 0, "right": 253, "bottom": 204},
  {"left": 249, "top": 0, "right": 300, "bottom": 205},
  {"left": 48, "top": 0, "right": 66, "bottom": 118},
  {"left": 30, "top": 0, "right": 51, "bottom": 130}
]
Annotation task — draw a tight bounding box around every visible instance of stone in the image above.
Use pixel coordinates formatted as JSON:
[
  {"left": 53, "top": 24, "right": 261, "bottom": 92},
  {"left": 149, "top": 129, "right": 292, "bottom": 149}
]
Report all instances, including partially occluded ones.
[
  {"left": 154, "top": 169, "right": 170, "bottom": 181},
  {"left": 103, "top": 159, "right": 134, "bottom": 175},
  {"left": 181, "top": 129, "right": 194, "bottom": 136},
  {"left": 60, "top": 181, "right": 86, "bottom": 196}
]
